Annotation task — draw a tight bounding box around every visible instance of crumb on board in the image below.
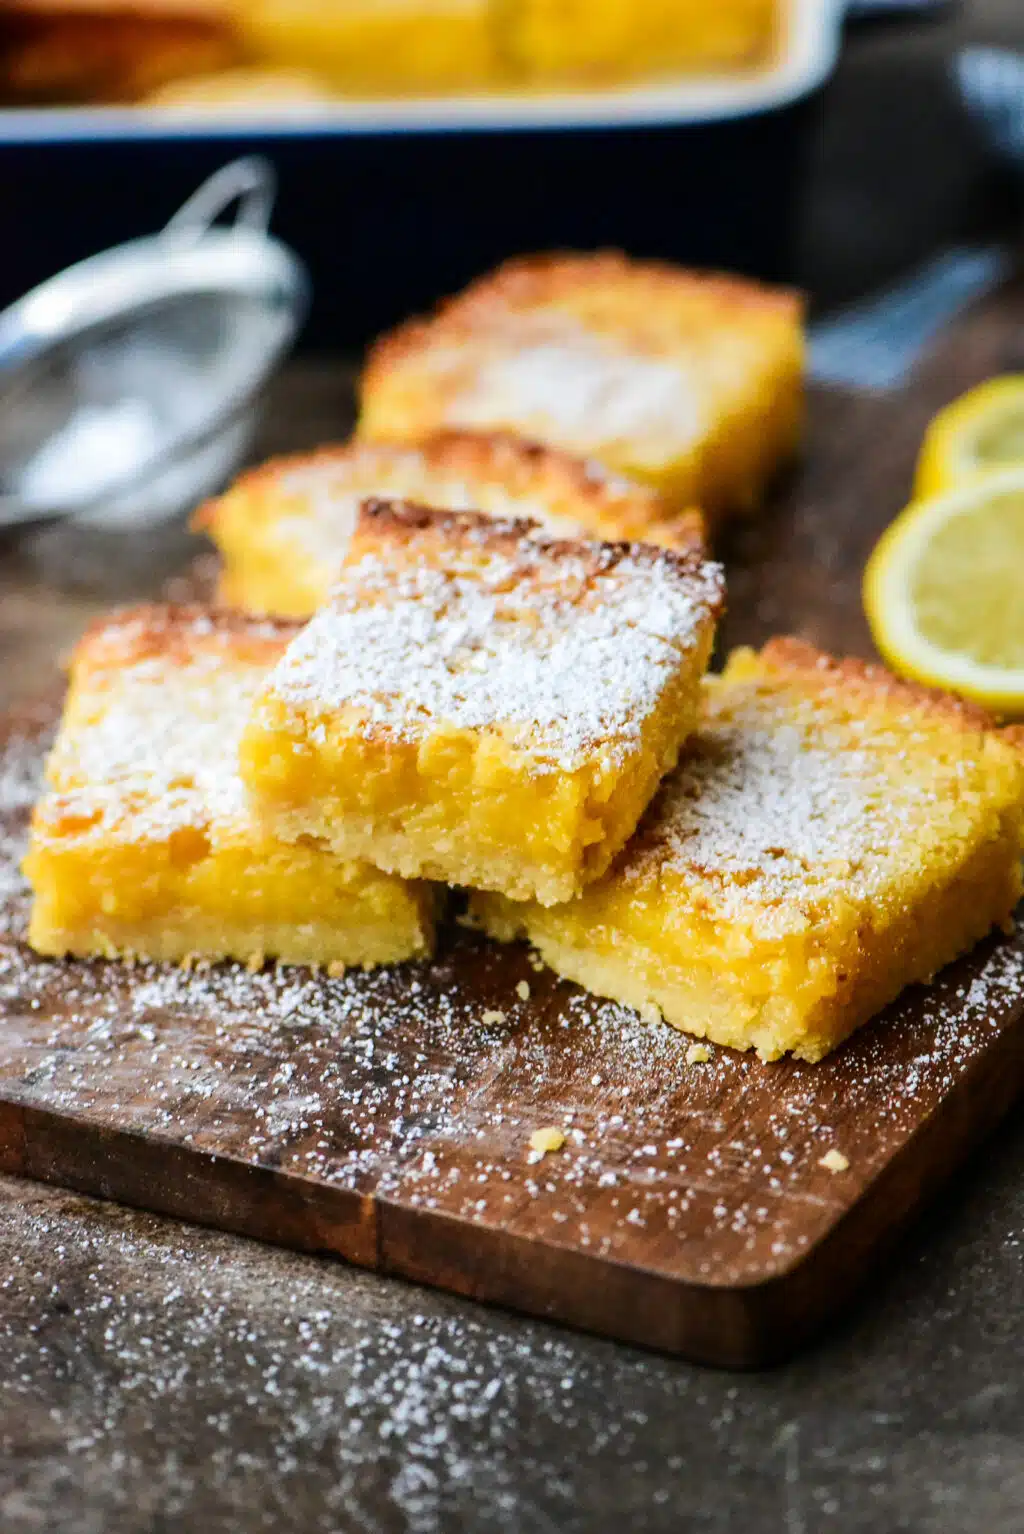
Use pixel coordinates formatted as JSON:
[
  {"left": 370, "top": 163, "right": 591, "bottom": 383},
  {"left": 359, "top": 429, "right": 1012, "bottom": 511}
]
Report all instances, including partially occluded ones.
[
  {"left": 819, "top": 1149, "right": 850, "bottom": 1173},
  {"left": 639, "top": 1002, "right": 662, "bottom": 1025},
  {"left": 482, "top": 1009, "right": 506, "bottom": 1025},
  {"left": 327, "top": 961, "right": 346, "bottom": 980},
  {"left": 516, "top": 980, "right": 530, "bottom": 1001},
  {"left": 686, "top": 1042, "right": 711, "bottom": 1064},
  {"left": 246, "top": 952, "right": 265, "bottom": 975},
  {"left": 528, "top": 1127, "right": 565, "bottom": 1159}
]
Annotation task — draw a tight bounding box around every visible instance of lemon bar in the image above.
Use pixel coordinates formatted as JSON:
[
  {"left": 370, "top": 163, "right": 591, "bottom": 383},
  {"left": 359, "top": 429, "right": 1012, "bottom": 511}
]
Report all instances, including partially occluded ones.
[
  {"left": 504, "top": 0, "right": 777, "bottom": 82},
  {"left": 195, "top": 430, "right": 704, "bottom": 619},
  {"left": 239, "top": 0, "right": 500, "bottom": 97},
  {"left": 473, "top": 639, "right": 1024, "bottom": 1062},
  {"left": 24, "top": 606, "right": 436, "bottom": 968},
  {"left": 359, "top": 252, "right": 804, "bottom": 524},
  {"left": 0, "top": 0, "right": 238, "bottom": 105},
  {"left": 239, "top": 501, "right": 724, "bottom": 906}
]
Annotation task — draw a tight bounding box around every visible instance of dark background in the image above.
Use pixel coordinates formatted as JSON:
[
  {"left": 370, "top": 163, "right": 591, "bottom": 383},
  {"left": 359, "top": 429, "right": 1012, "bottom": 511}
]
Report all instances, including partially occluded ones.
[{"left": 2, "top": 1, "right": 1024, "bottom": 347}]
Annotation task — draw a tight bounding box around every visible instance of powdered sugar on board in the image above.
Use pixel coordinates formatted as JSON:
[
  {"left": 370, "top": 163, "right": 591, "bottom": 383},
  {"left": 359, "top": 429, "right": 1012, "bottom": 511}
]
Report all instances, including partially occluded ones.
[
  {"left": 0, "top": 718, "right": 46, "bottom": 915},
  {"left": 4, "top": 707, "right": 1024, "bottom": 1304}
]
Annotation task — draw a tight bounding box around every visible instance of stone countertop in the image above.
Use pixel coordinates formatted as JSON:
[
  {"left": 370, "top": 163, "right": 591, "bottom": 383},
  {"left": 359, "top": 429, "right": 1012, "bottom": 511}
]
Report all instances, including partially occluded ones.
[{"left": 2, "top": 1126, "right": 1023, "bottom": 1534}]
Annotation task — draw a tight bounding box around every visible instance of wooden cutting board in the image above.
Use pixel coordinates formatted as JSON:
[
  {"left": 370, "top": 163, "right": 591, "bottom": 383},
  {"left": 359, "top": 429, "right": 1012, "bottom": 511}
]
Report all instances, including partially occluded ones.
[{"left": 3, "top": 279, "right": 1024, "bottom": 1368}]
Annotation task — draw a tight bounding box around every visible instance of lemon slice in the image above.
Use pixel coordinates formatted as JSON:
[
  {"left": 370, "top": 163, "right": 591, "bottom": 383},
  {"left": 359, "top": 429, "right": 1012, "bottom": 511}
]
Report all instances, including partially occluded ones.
[
  {"left": 914, "top": 376, "right": 1024, "bottom": 498},
  {"left": 863, "top": 468, "right": 1024, "bottom": 713}
]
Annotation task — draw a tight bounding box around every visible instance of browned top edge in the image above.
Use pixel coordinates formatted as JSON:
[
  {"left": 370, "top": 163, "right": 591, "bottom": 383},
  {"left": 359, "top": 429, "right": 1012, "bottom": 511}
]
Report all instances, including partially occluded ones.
[
  {"left": 999, "top": 723, "right": 1024, "bottom": 758},
  {"left": 347, "top": 496, "right": 723, "bottom": 604},
  {"left": 192, "top": 429, "right": 704, "bottom": 550},
  {"left": 0, "top": 0, "right": 230, "bottom": 21},
  {"left": 362, "top": 249, "right": 805, "bottom": 394},
  {"left": 72, "top": 603, "right": 303, "bottom": 673},
  {"left": 749, "top": 637, "right": 1003, "bottom": 736}
]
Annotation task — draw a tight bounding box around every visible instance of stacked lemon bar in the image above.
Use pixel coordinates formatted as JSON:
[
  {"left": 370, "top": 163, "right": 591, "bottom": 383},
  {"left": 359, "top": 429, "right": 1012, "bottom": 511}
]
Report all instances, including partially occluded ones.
[
  {"left": 196, "top": 429, "right": 705, "bottom": 620},
  {"left": 231, "top": 508, "right": 1023, "bottom": 1061},
  {"left": 24, "top": 503, "right": 721, "bottom": 976},
  {"left": 359, "top": 252, "right": 804, "bottom": 528},
  {"left": 25, "top": 606, "right": 438, "bottom": 969},
  {"left": 237, "top": 502, "right": 723, "bottom": 904},
  {"left": 23, "top": 502, "right": 1024, "bottom": 1060},
  {"left": 197, "top": 249, "right": 802, "bottom": 625},
  {"left": 22, "top": 250, "right": 1024, "bottom": 1064}
]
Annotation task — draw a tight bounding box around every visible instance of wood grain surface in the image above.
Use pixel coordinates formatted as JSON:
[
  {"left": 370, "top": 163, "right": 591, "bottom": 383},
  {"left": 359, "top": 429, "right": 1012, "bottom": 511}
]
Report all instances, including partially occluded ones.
[{"left": 2, "top": 281, "right": 1024, "bottom": 1367}]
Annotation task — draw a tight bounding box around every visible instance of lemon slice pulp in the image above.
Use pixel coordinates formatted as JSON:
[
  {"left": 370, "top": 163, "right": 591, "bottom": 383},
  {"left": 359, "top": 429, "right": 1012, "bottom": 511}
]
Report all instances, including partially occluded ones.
[
  {"left": 914, "top": 375, "right": 1024, "bottom": 498},
  {"left": 864, "top": 468, "right": 1024, "bottom": 713}
]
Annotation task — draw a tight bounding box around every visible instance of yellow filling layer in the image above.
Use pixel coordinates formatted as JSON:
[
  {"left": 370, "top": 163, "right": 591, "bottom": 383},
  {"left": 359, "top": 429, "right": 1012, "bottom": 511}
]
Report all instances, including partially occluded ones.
[
  {"left": 241, "top": 643, "right": 705, "bottom": 906},
  {"left": 25, "top": 820, "right": 436, "bottom": 969}
]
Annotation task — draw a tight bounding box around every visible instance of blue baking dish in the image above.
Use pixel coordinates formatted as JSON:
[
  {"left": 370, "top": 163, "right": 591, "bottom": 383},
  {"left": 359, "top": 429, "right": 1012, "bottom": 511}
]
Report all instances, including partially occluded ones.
[{"left": 0, "top": 0, "right": 842, "bottom": 348}]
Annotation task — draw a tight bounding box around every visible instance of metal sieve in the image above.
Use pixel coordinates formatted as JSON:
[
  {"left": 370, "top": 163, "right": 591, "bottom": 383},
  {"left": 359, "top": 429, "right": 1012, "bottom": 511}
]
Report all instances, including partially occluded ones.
[{"left": 0, "top": 157, "right": 308, "bottom": 529}]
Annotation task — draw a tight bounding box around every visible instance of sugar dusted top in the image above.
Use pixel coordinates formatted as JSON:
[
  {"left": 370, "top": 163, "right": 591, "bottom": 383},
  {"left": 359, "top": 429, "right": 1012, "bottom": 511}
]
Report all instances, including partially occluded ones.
[
  {"left": 36, "top": 607, "right": 295, "bottom": 844},
  {"left": 197, "top": 431, "right": 702, "bottom": 559},
  {"left": 362, "top": 254, "right": 803, "bottom": 469},
  {"left": 260, "top": 502, "right": 724, "bottom": 772},
  {"left": 433, "top": 321, "right": 703, "bottom": 467},
  {"left": 622, "top": 640, "right": 1024, "bottom": 930}
]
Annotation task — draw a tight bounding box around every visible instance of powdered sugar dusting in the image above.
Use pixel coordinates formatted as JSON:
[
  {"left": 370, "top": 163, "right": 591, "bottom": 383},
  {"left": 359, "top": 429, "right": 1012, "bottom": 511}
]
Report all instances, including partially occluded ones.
[
  {"left": 36, "top": 616, "right": 279, "bottom": 843},
  {"left": 431, "top": 318, "right": 703, "bottom": 468},
  {"left": 624, "top": 673, "right": 1020, "bottom": 930},
  {"left": 271, "top": 451, "right": 588, "bottom": 568},
  {"left": 2, "top": 714, "right": 1024, "bottom": 1320},
  {"left": 265, "top": 517, "right": 722, "bottom": 771}
]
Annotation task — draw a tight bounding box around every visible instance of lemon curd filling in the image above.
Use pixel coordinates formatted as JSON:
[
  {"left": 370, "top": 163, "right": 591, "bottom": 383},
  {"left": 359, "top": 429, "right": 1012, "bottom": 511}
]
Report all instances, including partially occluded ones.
[
  {"left": 24, "top": 607, "right": 437, "bottom": 969},
  {"left": 239, "top": 501, "right": 724, "bottom": 906},
  {"left": 473, "top": 640, "right": 1024, "bottom": 1062},
  {"left": 504, "top": 0, "right": 777, "bottom": 80},
  {"left": 236, "top": 0, "right": 779, "bottom": 99}
]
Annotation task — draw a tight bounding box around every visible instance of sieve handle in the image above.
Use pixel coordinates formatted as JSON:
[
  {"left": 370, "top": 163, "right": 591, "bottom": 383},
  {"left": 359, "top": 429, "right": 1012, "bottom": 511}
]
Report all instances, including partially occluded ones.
[{"left": 162, "top": 157, "right": 277, "bottom": 248}]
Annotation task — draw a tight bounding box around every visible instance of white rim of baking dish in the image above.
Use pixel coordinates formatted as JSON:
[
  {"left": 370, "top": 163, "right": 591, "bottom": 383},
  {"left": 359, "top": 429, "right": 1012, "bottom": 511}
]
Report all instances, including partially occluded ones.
[{"left": 0, "top": 0, "right": 842, "bottom": 144}]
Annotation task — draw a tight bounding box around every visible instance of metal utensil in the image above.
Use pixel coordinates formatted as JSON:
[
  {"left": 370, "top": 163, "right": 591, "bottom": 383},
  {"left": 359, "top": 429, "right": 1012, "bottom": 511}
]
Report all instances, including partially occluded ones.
[{"left": 0, "top": 156, "right": 308, "bottom": 529}]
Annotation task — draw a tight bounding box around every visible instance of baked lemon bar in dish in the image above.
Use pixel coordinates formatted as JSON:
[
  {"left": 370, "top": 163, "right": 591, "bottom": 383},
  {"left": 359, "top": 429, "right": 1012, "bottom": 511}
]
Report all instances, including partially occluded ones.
[
  {"left": 358, "top": 252, "right": 804, "bottom": 525},
  {"left": 195, "top": 430, "right": 704, "bottom": 619},
  {"left": 238, "top": 0, "right": 501, "bottom": 96},
  {"left": 472, "top": 639, "right": 1024, "bottom": 1062},
  {"left": 239, "top": 500, "right": 724, "bottom": 906},
  {"left": 504, "top": 0, "right": 777, "bottom": 82},
  {"left": 24, "top": 606, "right": 437, "bottom": 968}
]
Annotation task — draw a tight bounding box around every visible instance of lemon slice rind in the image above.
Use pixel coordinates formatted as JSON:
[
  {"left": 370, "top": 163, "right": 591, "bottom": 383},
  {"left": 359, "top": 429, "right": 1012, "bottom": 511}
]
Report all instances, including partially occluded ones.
[
  {"left": 864, "top": 467, "right": 1024, "bottom": 714},
  {"left": 914, "top": 375, "right": 1024, "bottom": 500}
]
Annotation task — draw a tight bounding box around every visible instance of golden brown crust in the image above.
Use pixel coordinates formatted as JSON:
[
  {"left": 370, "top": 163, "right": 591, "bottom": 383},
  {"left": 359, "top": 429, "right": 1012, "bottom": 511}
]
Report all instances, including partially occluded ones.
[
  {"left": 192, "top": 429, "right": 705, "bottom": 552},
  {"left": 463, "top": 250, "right": 803, "bottom": 320},
  {"left": 362, "top": 250, "right": 803, "bottom": 390},
  {"left": 73, "top": 604, "right": 301, "bottom": 674},
  {"left": 749, "top": 637, "right": 1001, "bottom": 736},
  {"left": 0, "top": 0, "right": 228, "bottom": 16},
  {"left": 349, "top": 497, "right": 722, "bottom": 601},
  {"left": 0, "top": 0, "right": 236, "bottom": 103},
  {"left": 999, "top": 724, "right": 1024, "bottom": 758}
]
